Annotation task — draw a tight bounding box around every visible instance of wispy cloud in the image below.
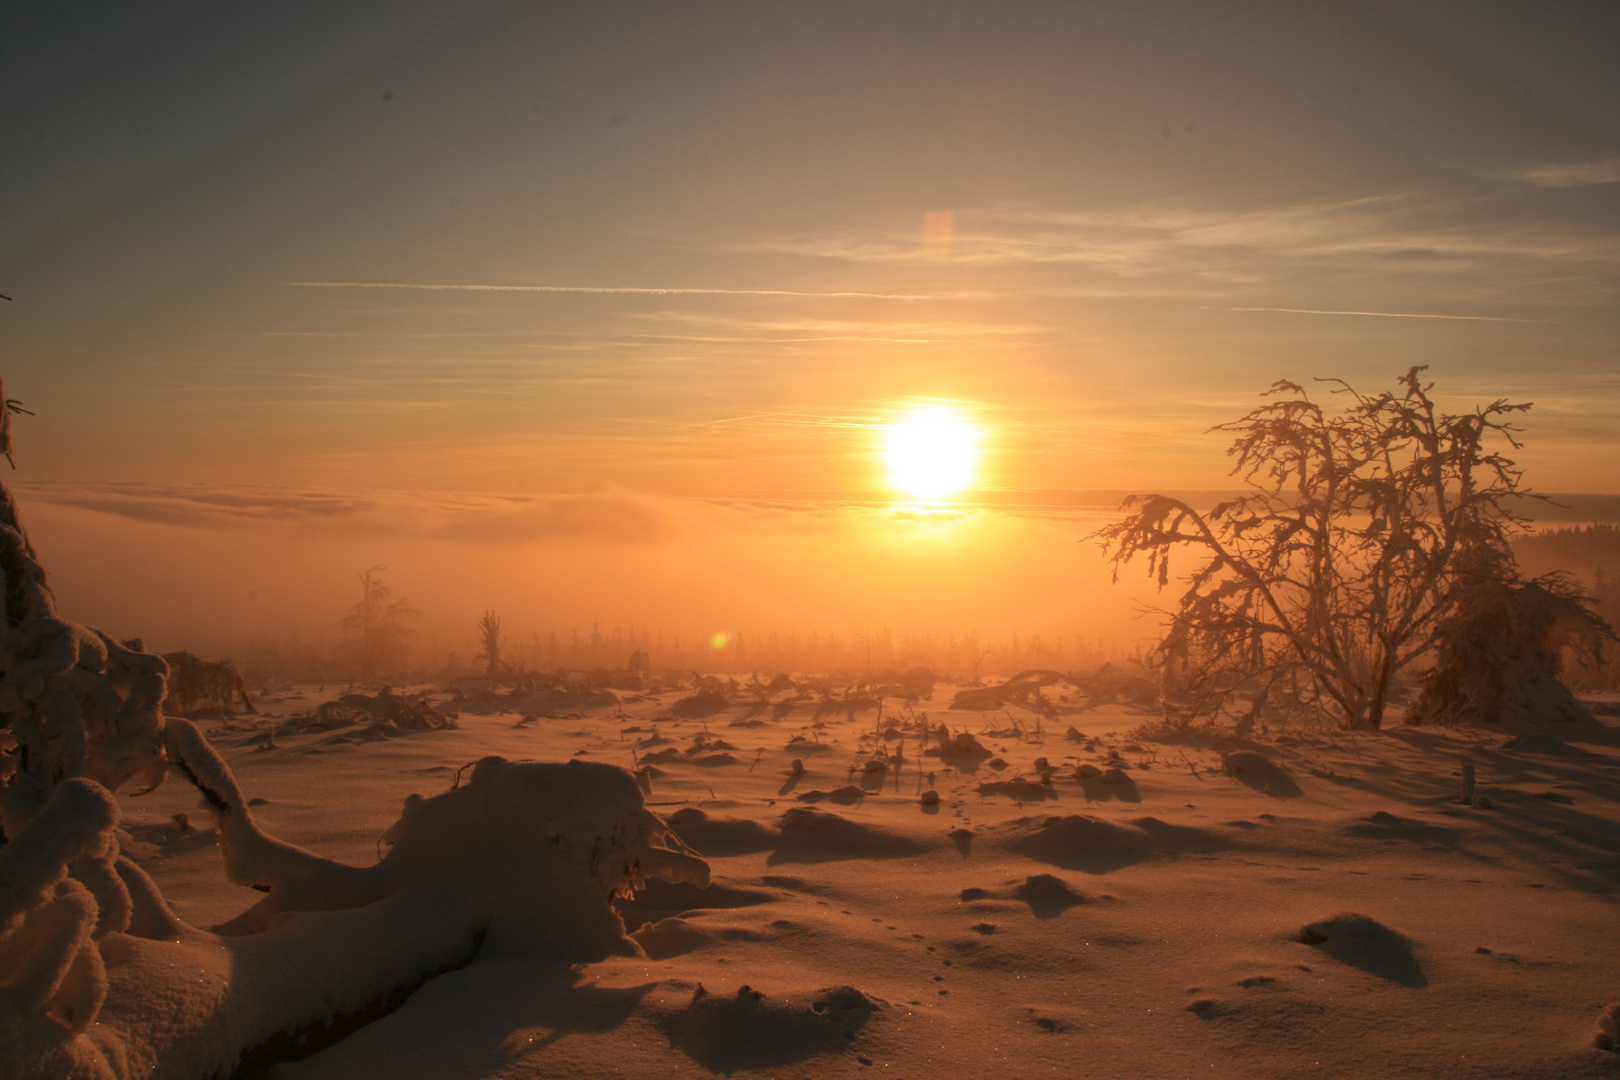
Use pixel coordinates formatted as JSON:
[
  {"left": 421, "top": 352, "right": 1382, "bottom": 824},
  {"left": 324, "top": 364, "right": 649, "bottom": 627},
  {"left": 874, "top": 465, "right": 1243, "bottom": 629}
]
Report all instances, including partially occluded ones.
[
  {"left": 688, "top": 410, "right": 887, "bottom": 435},
  {"left": 620, "top": 309, "right": 1046, "bottom": 346},
  {"left": 752, "top": 195, "right": 1620, "bottom": 307},
  {"left": 1483, "top": 156, "right": 1620, "bottom": 189},
  {"left": 283, "top": 281, "right": 942, "bottom": 301},
  {"left": 257, "top": 330, "right": 583, "bottom": 338},
  {"left": 1220, "top": 306, "right": 1548, "bottom": 323},
  {"left": 13, "top": 481, "right": 678, "bottom": 544},
  {"left": 631, "top": 310, "right": 1045, "bottom": 335}
]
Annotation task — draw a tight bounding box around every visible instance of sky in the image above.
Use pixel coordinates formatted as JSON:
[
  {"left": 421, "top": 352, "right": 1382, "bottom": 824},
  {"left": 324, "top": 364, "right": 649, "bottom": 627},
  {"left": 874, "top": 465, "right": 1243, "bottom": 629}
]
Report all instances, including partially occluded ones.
[{"left": 1, "top": 2, "right": 1617, "bottom": 655}]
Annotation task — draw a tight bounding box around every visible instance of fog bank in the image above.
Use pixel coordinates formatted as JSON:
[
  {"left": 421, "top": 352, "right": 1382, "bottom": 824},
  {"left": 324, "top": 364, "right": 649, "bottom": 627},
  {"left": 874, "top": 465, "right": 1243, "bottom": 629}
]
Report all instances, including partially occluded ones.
[{"left": 16, "top": 483, "right": 1158, "bottom": 674}]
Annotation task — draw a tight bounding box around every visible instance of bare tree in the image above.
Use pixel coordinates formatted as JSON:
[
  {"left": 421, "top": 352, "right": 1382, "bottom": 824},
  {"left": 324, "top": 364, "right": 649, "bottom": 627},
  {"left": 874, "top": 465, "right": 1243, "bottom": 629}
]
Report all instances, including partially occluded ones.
[
  {"left": 476, "top": 610, "right": 503, "bottom": 685},
  {"left": 338, "top": 567, "right": 419, "bottom": 682},
  {"left": 1095, "top": 367, "right": 1576, "bottom": 731}
]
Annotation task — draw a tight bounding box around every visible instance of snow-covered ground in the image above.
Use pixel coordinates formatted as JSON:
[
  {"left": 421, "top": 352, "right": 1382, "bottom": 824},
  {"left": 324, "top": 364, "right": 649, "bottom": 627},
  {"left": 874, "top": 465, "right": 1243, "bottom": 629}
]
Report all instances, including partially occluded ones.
[{"left": 109, "top": 687, "right": 1620, "bottom": 1078}]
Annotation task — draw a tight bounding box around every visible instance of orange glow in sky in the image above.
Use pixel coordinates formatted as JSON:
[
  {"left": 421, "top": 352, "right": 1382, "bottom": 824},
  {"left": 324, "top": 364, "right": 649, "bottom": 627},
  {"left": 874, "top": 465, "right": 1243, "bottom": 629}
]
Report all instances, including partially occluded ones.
[{"left": 3, "top": 5, "right": 1617, "bottom": 661}]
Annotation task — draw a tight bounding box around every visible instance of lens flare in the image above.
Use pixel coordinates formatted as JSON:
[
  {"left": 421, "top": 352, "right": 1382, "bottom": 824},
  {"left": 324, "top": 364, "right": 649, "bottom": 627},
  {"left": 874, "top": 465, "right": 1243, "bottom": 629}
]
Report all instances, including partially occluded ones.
[{"left": 882, "top": 405, "right": 981, "bottom": 501}]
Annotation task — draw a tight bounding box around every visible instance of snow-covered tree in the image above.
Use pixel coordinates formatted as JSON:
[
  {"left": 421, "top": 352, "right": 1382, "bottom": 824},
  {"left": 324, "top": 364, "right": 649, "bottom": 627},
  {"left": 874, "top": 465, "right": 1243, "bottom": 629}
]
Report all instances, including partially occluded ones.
[{"left": 1095, "top": 367, "right": 1602, "bottom": 730}]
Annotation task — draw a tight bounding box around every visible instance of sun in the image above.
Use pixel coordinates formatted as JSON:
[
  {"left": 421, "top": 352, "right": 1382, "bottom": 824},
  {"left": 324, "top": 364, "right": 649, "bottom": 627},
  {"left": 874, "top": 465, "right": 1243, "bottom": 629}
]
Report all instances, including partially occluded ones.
[{"left": 882, "top": 405, "right": 981, "bottom": 501}]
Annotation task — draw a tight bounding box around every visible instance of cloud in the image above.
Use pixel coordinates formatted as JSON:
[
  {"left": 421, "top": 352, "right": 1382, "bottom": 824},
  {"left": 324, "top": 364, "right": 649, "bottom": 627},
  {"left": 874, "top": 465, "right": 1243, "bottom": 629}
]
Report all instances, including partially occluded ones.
[
  {"left": 625, "top": 310, "right": 1046, "bottom": 345},
  {"left": 283, "top": 281, "right": 942, "bottom": 301},
  {"left": 12, "top": 480, "right": 1149, "bottom": 545},
  {"left": 12, "top": 482, "right": 681, "bottom": 545},
  {"left": 15, "top": 483, "right": 379, "bottom": 529},
  {"left": 1220, "top": 306, "right": 1546, "bottom": 323},
  {"left": 1485, "top": 156, "right": 1620, "bottom": 189},
  {"left": 751, "top": 195, "right": 1620, "bottom": 306}
]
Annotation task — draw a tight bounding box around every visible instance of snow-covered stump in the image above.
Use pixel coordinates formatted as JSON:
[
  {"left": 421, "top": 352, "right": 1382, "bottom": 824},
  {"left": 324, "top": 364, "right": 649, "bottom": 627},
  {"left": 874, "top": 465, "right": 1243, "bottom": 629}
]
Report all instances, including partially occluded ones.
[
  {"left": 0, "top": 757, "right": 709, "bottom": 1080},
  {"left": 0, "top": 488, "right": 171, "bottom": 839}
]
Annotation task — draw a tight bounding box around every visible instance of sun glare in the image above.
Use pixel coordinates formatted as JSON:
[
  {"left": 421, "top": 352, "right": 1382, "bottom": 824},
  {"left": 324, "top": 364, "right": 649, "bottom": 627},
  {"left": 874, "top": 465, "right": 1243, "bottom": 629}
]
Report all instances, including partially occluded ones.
[{"left": 882, "top": 405, "right": 981, "bottom": 501}]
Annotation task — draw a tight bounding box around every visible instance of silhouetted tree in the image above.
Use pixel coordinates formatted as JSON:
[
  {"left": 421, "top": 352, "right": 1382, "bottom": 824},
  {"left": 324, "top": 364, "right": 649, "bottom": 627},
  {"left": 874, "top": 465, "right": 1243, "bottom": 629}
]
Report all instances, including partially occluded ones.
[
  {"left": 476, "top": 611, "right": 503, "bottom": 684},
  {"left": 338, "top": 567, "right": 419, "bottom": 681},
  {"left": 1096, "top": 367, "right": 1590, "bottom": 730}
]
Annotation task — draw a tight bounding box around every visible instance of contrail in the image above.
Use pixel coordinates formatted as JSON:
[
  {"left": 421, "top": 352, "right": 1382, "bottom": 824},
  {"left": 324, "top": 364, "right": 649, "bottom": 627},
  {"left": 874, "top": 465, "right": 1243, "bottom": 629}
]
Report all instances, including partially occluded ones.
[
  {"left": 1221, "top": 306, "right": 1547, "bottom": 323},
  {"left": 284, "top": 281, "right": 938, "bottom": 301}
]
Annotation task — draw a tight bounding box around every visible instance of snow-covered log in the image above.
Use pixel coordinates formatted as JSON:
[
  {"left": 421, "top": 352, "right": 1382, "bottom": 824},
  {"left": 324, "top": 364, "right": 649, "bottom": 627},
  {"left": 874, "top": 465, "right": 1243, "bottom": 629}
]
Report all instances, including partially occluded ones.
[{"left": 0, "top": 756, "right": 709, "bottom": 1080}]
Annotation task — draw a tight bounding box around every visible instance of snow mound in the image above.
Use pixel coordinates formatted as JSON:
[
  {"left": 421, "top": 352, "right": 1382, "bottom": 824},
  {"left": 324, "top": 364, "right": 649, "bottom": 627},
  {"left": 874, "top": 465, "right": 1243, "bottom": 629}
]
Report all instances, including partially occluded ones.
[
  {"left": 1594, "top": 1003, "right": 1620, "bottom": 1052},
  {"left": 1003, "top": 814, "right": 1224, "bottom": 874},
  {"left": 614, "top": 878, "right": 775, "bottom": 931},
  {"left": 663, "top": 807, "right": 777, "bottom": 856},
  {"left": 1345, "top": 811, "right": 1459, "bottom": 845},
  {"left": 1297, "top": 912, "right": 1425, "bottom": 987},
  {"left": 961, "top": 873, "right": 1092, "bottom": 920},
  {"left": 1004, "top": 815, "right": 1154, "bottom": 873},
  {"left": 1221, "top": 751, "right": 1303, "bottom": 797},
  {"left": 657, "top": 983, "right": 886, "bottom": 1072},
  {"left": 672, "top": 688, "right": 731, "bottom": 717},
  {"left": 1013, "top": 873, "right": 1091, "bottom": 919},
  {"left": 769, "top": 808, "right": 928, "bottom": 864},
  {"left": 631, "top": 917, "right": 712, "bottom": 959}
]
